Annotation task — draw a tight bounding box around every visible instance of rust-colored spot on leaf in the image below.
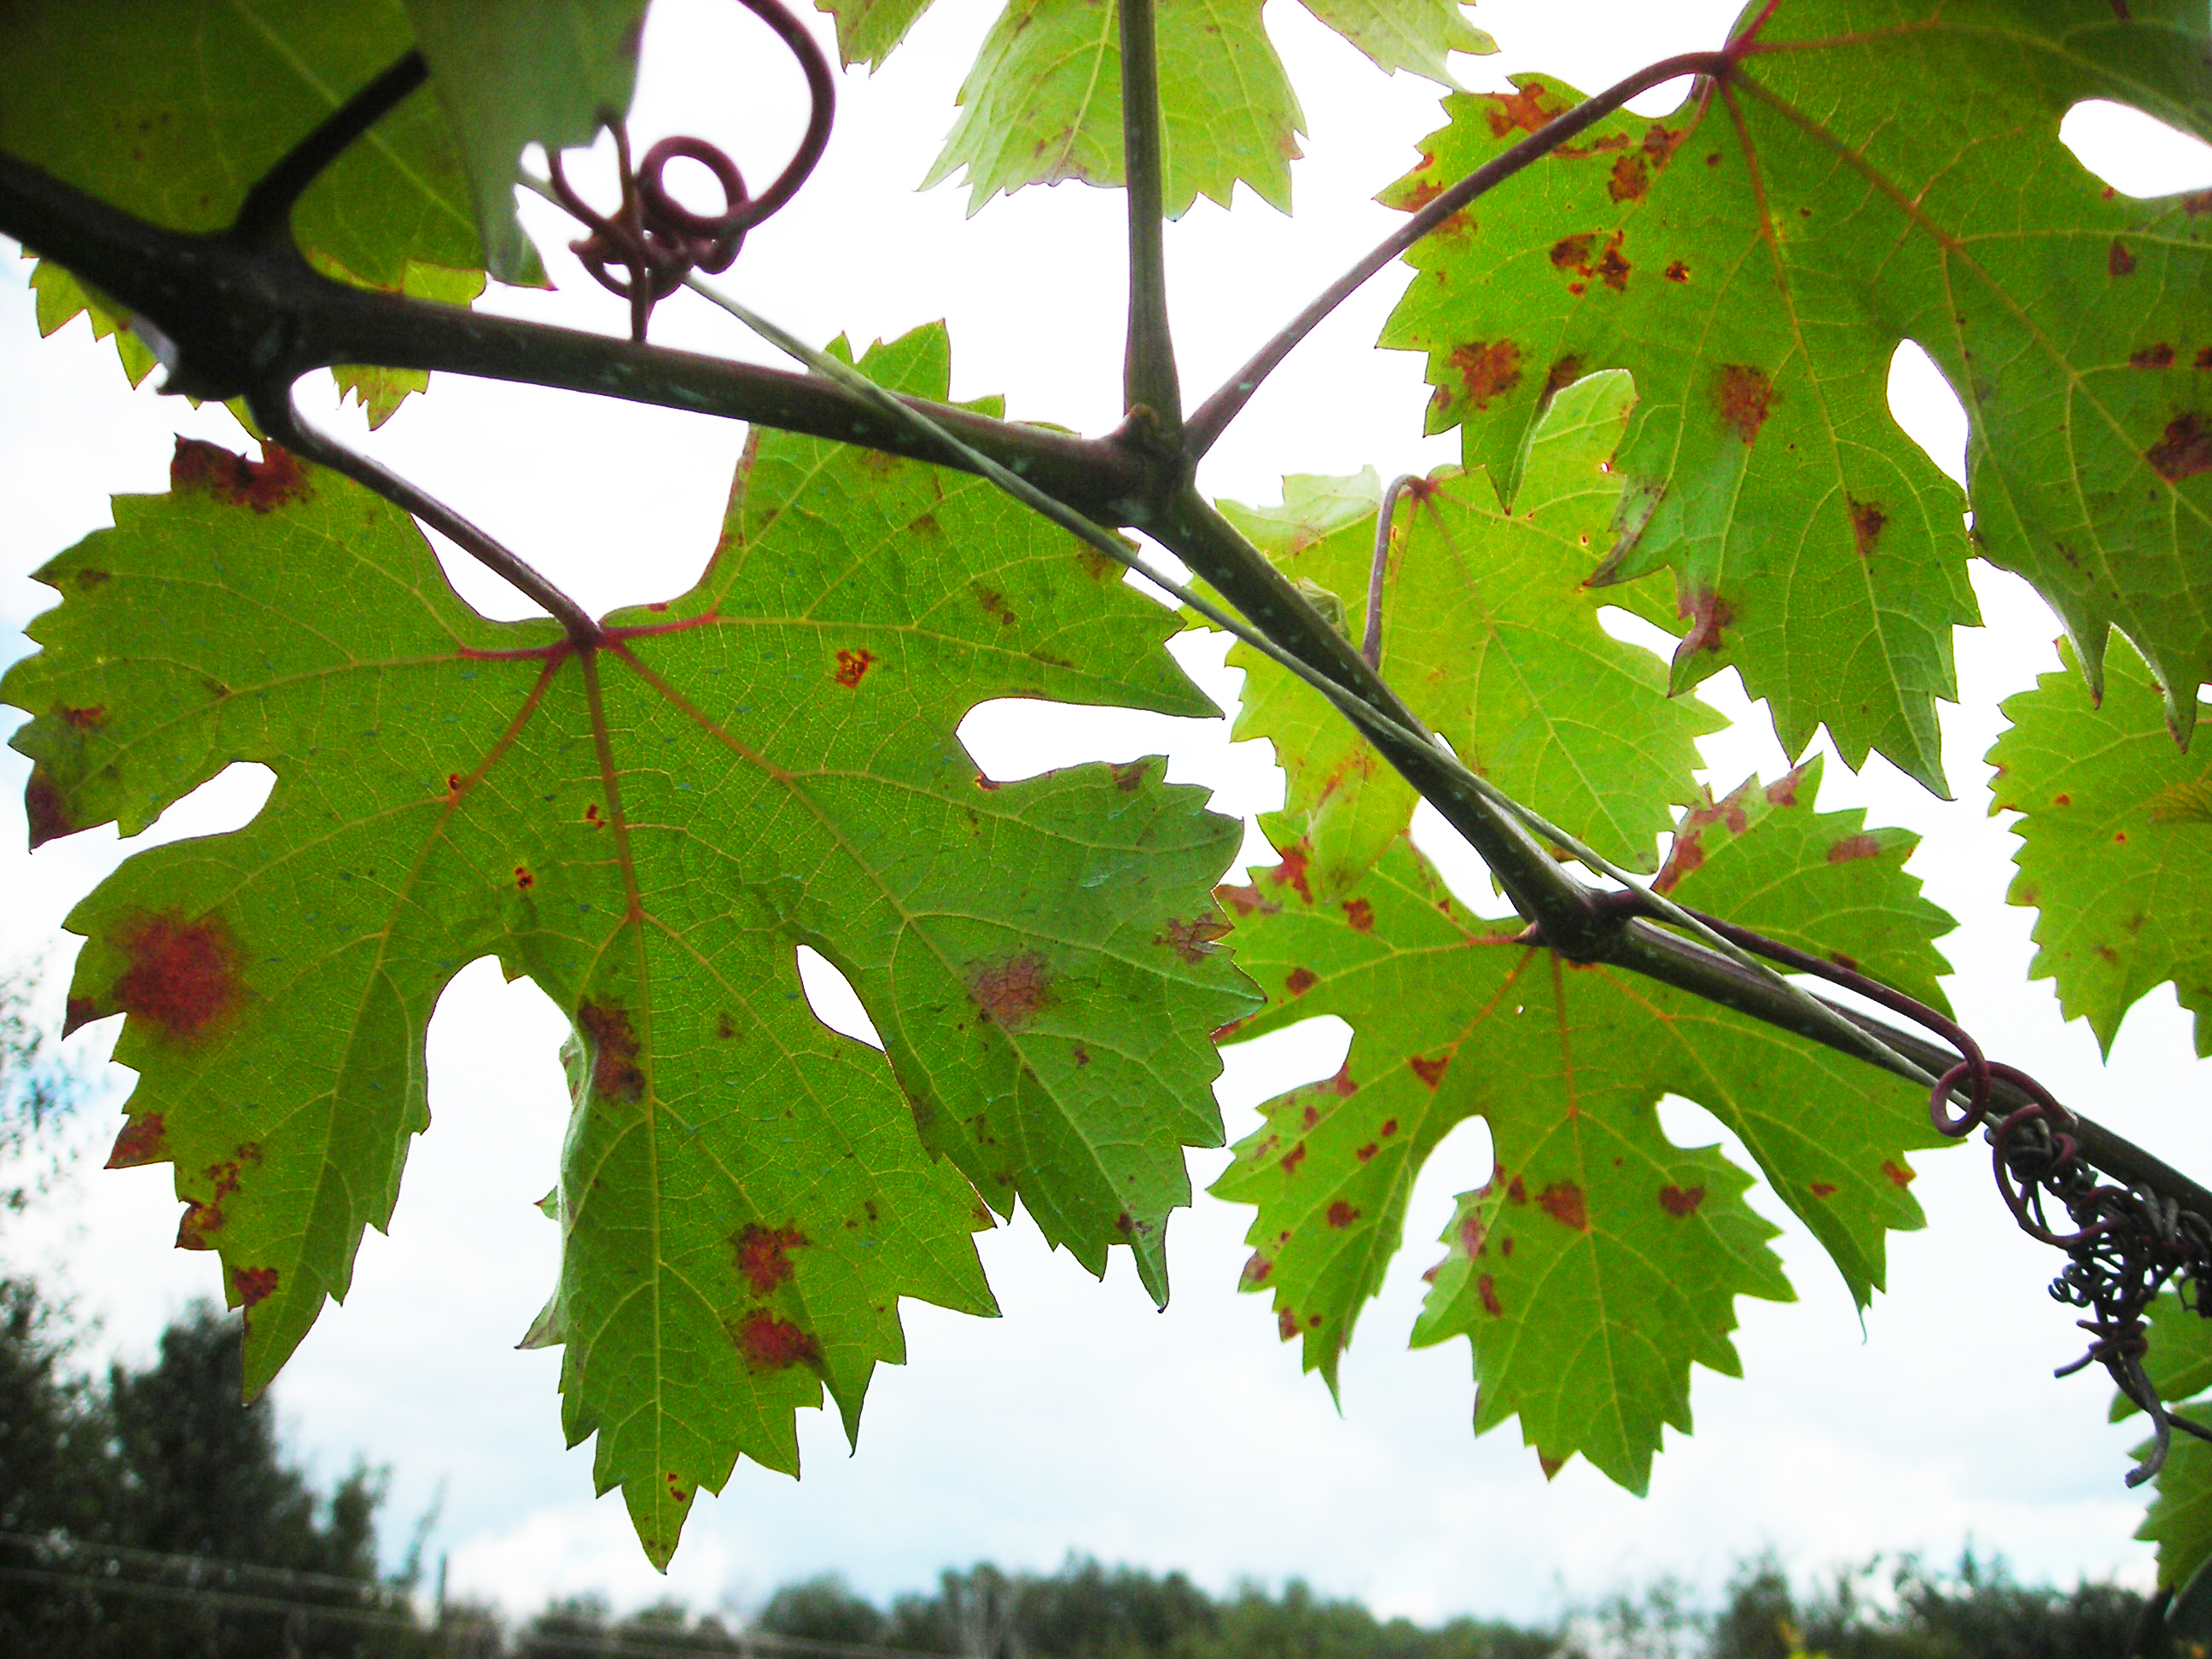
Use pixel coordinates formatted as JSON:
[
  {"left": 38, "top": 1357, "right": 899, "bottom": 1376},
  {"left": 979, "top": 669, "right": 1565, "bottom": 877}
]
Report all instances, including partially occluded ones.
[
  {"left": 1607, "top": 154, "right": 1648, "bottom": 201},
  {"left": 2134, "top": 344, "right": 2178, "bottom": 369},
  {"left": 25, "top": 766, "right": 75, "bottom": 848},
  {"left": 1550, "top": 234, "right": 1593, "bottom": 270},
  {"left": 1459, "top": 1212, "right": 1487, "bottom": 1257},
  {"left": 1241, "top": 1252, "right": 1273, "bottom": 1287},
  {"left": 1284, "top": 966, "right": 1318, "bottom": 997},
  {"left": 57, "top": 704, "right": 106, "bottom": 731},
  {"left": 576, "top": 999, "right": 645, "bottom": 1101},
  {"left": 1111, "top": 760, "right": 1148, "bottom": 793},
  {"left": 1809, "top": 1180, "right": 1838, "bottom": 1199},
  {"left": 736, "top": 1223, "right": 807, "bottom": 1294},
  {"left": 1272, "top": 844, "right": 1314, "bottom": 904},
  {"left": 1217, "top": 883, "right": 1279, "bottom": 918},
  {"left": 1380, "top": 1118, "right": 1398, "bottom": 1138},
  {"left": 1281, "top": 1142, "right": 1307, "bottom": 1176},
  {"left": 969, "top": 953, "right": 1052, "bottom": 1031},
  {"left": 1278, "top": 1307, "right": 1299, "bottom": 1341},
  {"left": 1536, "top": 1181, "right": 1588, "bottom": 1231},
  {"left": 1714, "top": 364, "right": 1776, "bottom": 443},
  {"left": 233, "top": 1266, "right": 278, "bottom": 1308},
  {"left": 106, "top": 1115, "right": 168, "bottom": 1168},
  {"left": 74, "top": 568, "right": 110, "bottom": 589},
  {"left": 1765, "top": 767, "right": 1807, "bottom": 806},
  {"left": 1483, "top": 84, "right": 1557, "bottom": 136},
  {"left": 2110, "top": 240, "right": 2137, "bottom": 276},
  {"left": 2187, "top": 189, "right": 2212, "bottom": 214},
  {"left": 1849, "top": 499, "right": 1886, "bottom": 557},
  {"left": 170, "top": 438, "right": 311, "bottom": 512},
  {"left": 1450, "top": 340, "right": 1523, "bottom": 410},
  {"left": 2197, "top": 348, "right": 2212, "bottom": 371},
  {"left": 1664, "top": 259, "right": 1690, "bottom": 282},
  {"left": 1507, "top": 1175, "right": 1527, "bottom": 1204},
  {"left": 177, "top": 1144, "right": 259, "bottom": 1249},
  {"left": 1155, "top": 915, "right": 1231, "bottom": 962},
  {"left": 1356, "top": 1142, "right": 1378, "bottom": 1163},
  {"left": 973, "top": 585, "right": 1016, "bottom": 625},
  {"left": 833, "top": 648, "right": 876, "bottom": 688},
  {"left": 1594, "top": 240, "right": 1632, "bottom": 292},
  {"left": 1678, "top": 587, "right": 1735, "bottom": 656},
  {"left": 1478, "top": 1273, "right": 1503, "bottom": 1317},
  {"left": 2149, "top": 414, "right": 2212, "bottom": 481},
  {"left": 1342, "top": 898, "right": 1374, "bottom": 933},
  {"left": 734, "top": 1311, "right": 819, "bottom": 1370},
  {"left": 1326, "top": 1201, "right": 1359, "bottom": 1229},
  {"left": 1658, "top": 1184, "right": 1703, "bottom": 1216},
  {"left": 114, "top": 912, "right": 242, "bottom": 1041},
  {"left": 1827, "top": 833, "right": 1881, "bottom": 864},
  {"left": 1301, "top": 1103, "right": 1319, "bottom": 1128},
  {"left": 515, "top": 866, "right": 533, "bottom": 890},
  {"left": 1410, "top": 1054, "right": 1450, "bottom": 1089},
  {"left": 1882, "top": 1158, "right": 1916, "bottom": 1188},
  {"left": 1324, "top": 1063, "right": 1356, "bottom": 1097},
  {"left": 1543, "top": 356, "right": 1583, "bottom": 399}
]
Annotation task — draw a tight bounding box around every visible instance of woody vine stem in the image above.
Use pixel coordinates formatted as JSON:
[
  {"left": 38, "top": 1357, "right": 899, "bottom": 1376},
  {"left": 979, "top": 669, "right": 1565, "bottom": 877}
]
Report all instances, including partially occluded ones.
[{"left": 3, "top": 0, "right": 2209, "bottom": 1479}]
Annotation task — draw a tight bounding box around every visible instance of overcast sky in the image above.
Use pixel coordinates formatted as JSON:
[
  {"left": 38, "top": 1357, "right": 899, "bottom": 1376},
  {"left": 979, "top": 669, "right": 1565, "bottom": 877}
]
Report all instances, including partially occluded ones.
[{"left": 6, "top": 0, "right": 2212, "bottom": 1630}]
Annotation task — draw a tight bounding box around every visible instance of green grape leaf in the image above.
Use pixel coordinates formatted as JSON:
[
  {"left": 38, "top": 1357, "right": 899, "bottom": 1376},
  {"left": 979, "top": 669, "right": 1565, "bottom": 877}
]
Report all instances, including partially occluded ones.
[
  {"left": 400, "top": 0, "right": 648, "bottom": 284},
  {"left": 1990, "top": 638, "right": 2212, "bottom": 1057},
  {"left": 2112, "top": 1289, "right": 2212, "bottom": 1423},
  {"left": 1293, "top": 0, "right": 1494, "bottom": 85},
  {"left": 815, "top": 0, "right": 936, "bottom": 68},
  {"left": 2143, "top": 1432, "right": 2212, "bottom": 1592},
  {"left": 1218, "top": 371, "right": 1720, "bottom": 898},
  {"left": 1655, "top": 756, "right": 1954, "bottom": 1016},
  {"left": 923, "top": 0, "right": 1305, "bottom": 217},
  {"left": 0, "top": 0, "right": 492, "bottom": 294},
  {"left": 26, "top": 261, "right": 162, "bottom": 388},
  {"left": 1212, "top": 771, "right": 1951, "bottom": 1489},
  {"left": 3, "top": 324, "right": 1254, "bottom": 1567},
  {"left": 1382, "top": 0, "right": 2212, "bottom": 791}
]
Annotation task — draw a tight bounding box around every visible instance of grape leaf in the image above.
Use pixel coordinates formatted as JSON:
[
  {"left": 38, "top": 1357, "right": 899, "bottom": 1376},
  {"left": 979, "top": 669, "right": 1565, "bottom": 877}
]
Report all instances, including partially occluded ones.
[
  {"left": 2, "top": 324, "right": 1254, "bottom": 1565},
  {"left": 2144, "top": 1432, "right": 2212, "bottom": 1592},
  {"left": 815, "top": 0, "right": 935, "bottom": 69},
  {"left": 1217, "top": 370, "right": 1720, "bottom": 898},
  {"left": 400, "top": 0, "right": 649, "bottom": 284},
  {"left": 1382, "top": 0, "right": 2212, "bottom": 791},
  {"left": 1989, "top": 638, "right": 2212, "bottom": 1057},
  {"left": 0, "top": 0, "right": 487, "bottom": 288},
  {"left": 1211, "top": 765, "right": 1951, "bottom": 1490},
  {"left": 1296, "top": 0, "right": 1493, "bottom": 84},
  {"left": 923, "top": 0, "right": 1305, "bottom": 217}
]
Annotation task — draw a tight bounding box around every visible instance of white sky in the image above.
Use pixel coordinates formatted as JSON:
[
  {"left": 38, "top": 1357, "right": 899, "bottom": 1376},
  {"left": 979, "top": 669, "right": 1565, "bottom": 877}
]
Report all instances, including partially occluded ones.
[{"left": 5, "top": 0, "right": 2212, "bottom": 1630}]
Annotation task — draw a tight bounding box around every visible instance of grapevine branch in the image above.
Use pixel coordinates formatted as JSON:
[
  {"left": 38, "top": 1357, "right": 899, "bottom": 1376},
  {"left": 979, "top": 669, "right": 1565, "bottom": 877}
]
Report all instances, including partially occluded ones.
[
  {"left": 8, "top": 26, "right": 2212, "bottom": 1446},
  {"left": 1117, "top": 0, "right": 1182, "bottom": 443}
]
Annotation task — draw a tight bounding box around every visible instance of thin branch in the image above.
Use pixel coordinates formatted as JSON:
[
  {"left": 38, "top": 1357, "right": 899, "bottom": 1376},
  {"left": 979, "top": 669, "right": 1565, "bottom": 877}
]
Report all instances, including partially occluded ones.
[
  {"left": 1117, "top": 0, "right": 1181, "bottom": 438},
  {"left": 1181, "top": 50, "right": 1731, "bottom": 459},
  {"left": 230, "top": 51, "right": 429, "bottom": 248},
  {"left": 1362, "top": 474, "right": 1417, "bottom": 667},
  {"left": 247, "top": 382, "right": 602, "bottom": 647}
]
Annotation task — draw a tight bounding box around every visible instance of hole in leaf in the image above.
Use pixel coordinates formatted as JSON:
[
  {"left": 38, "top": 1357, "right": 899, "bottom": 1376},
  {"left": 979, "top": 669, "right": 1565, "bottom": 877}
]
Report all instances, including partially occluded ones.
[
  {"left": 2061, "top": 101, "right": 2212, "bottom": 198},
  {"left": 795, "top": 945, "right": 882, "bottom": 1050},
  {"left": 1887, "top": 341, "right": 1967, "bottom": 490}
]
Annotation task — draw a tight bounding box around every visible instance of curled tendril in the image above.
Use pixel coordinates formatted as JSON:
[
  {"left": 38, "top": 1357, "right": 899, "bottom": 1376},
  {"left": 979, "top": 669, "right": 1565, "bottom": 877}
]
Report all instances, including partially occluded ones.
[{"left": 546, "top": 0, "right": 835, "bottom": 341}]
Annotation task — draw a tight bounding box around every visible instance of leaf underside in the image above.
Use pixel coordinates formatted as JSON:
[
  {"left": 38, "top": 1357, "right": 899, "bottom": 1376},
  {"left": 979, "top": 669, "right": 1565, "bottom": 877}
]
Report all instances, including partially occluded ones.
[
  {"left": 1991, "top": 637, "right": 2212, "bottom": 1057},
  {"left": 1219, "top": 370, "right": 1722, "bottom": 897},
  {"left": 3, "top": 325, "right": 1256, "bottom": 1566},
  {"left": 1381, "top": 0, "right": 2212, "bottom": 794},
  {"left": 1208, "top": 378, "right": 1956, "bottom": 1491}
]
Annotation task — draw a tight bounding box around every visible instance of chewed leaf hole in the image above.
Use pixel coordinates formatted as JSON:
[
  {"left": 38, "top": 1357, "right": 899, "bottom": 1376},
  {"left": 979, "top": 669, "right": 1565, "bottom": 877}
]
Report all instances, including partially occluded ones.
[
  {"left": 2060, "top": 101, "right": 2212, "bottom": 199},
  {"left": 795, "top": 945, "right": 882, "bottom": 1050}
]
